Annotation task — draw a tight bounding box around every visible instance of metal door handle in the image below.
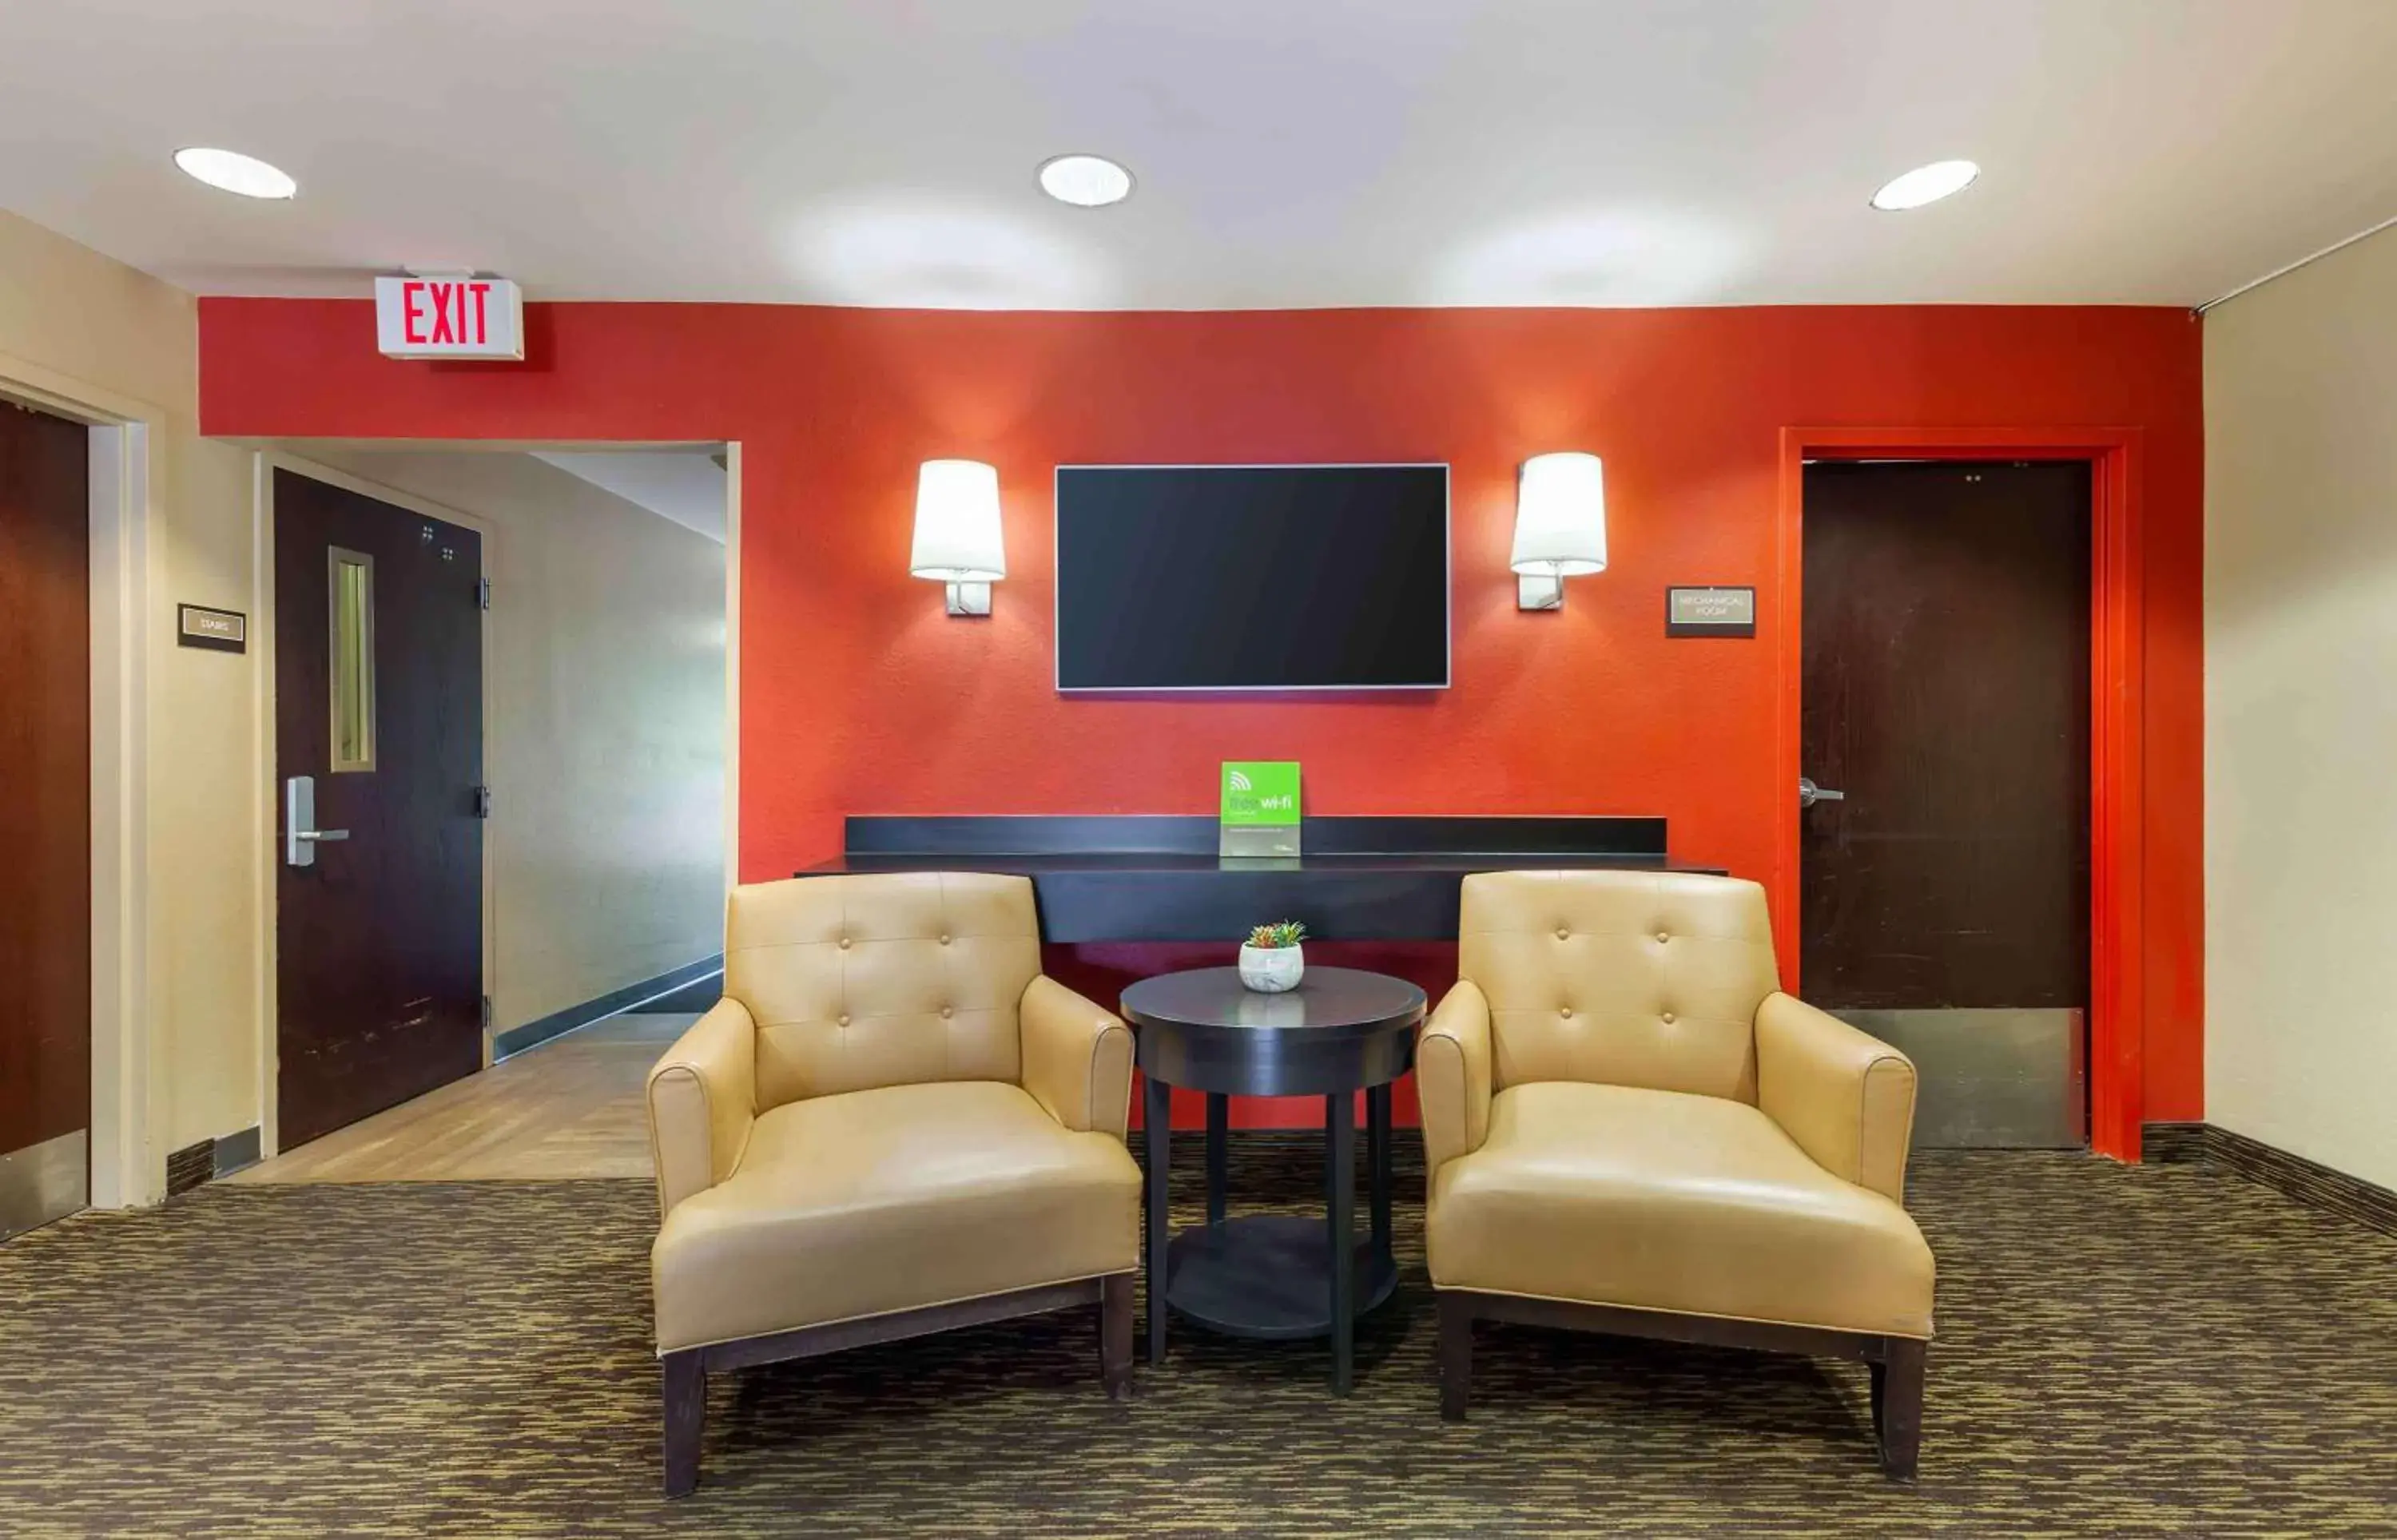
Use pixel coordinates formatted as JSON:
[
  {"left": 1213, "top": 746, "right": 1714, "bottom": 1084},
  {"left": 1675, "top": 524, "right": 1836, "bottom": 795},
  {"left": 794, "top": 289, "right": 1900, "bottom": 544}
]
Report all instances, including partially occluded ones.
[
  {"left": 1799, "top": 776, "right": 1846, "bottom": 809},
  {"left": 284, "top": 775, "right": 352, "bottom": 867}
]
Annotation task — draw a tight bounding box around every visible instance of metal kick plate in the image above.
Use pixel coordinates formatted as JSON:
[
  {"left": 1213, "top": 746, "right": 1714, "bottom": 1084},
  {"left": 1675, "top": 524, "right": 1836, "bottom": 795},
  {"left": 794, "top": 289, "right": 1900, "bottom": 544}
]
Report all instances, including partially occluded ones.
[
  {"left": 0, "top": 1129, "right": 88, "bottom": 1240},
  {"left": 1832, "top": 1008, "right": 2087, "bottom": 1149}
]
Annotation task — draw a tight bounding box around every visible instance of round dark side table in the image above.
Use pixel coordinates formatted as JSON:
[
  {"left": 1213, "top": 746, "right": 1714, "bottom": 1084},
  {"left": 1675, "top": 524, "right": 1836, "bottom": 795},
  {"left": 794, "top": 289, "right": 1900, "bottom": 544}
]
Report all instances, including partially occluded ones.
[{"left": 1120, "top": 965, "right": 1426, "bottom": 1395}]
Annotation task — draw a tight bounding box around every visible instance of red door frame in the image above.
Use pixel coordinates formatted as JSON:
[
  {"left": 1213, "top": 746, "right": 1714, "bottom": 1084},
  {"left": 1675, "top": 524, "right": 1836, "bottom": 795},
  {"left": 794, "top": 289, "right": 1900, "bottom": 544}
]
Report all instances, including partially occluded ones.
[{"left": 1774, "top": 427, "right": 2145, "bottom": 1162}]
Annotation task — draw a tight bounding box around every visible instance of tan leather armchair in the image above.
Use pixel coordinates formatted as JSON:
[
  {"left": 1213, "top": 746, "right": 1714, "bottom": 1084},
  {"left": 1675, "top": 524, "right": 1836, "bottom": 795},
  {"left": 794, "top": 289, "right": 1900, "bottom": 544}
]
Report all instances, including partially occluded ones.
[
  {"left": 646, "top": 872, "right": 1139, "bottom": 1496},
  {"left": 1422, "top": 871, "right": 1934, "bottom": 1478}
]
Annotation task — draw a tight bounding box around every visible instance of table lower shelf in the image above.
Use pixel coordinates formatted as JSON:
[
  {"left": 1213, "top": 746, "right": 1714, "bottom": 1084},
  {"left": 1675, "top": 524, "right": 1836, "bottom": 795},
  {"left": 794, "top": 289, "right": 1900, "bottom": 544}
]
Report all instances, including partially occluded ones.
[{"left": 1163, "top": 1215, "right": 1399, "bottom": 1341}]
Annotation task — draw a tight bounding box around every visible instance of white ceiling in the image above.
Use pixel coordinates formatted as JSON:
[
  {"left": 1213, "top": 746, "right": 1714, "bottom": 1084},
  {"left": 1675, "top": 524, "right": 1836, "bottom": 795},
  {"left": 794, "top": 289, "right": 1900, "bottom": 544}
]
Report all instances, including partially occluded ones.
[
  {"left": 2, "top": 0, "right": 2395, "bottom": 310},
  {"left": 534, "top": 451, "right": 727, "bottom": 543}
]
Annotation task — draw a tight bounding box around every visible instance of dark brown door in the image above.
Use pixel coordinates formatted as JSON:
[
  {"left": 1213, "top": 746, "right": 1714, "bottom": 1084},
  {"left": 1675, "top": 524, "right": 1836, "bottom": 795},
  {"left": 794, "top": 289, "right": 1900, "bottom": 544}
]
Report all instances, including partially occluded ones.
[
  {"left": 274, "top": 470, "right": 483, "bottom": 1149},
  {"left": 0, "top": 400, "right": 89, "bottom": 1238},
  {"left": 1799, "top": 461, "right": 2089, "bottom": 1146}
]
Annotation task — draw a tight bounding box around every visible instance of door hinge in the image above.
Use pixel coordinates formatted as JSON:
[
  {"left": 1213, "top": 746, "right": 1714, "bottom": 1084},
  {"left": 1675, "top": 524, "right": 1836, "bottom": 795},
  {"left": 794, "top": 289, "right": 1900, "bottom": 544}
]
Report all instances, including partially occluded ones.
[
  {"left": 480, "top": 995, "right": 494, "bottom": 1030},
  {"left": 476, "top": 576, "right": 491, "bottom": 610},
  {"left": 473, "top": 784, "right": 493, "bottom": 819}
]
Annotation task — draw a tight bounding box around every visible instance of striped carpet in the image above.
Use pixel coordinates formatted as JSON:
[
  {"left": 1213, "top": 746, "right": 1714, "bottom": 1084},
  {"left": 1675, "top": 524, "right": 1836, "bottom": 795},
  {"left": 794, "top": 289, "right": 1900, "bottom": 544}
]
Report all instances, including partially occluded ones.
[{"left": 2, "top": 1148, "right": 2395, "bottom": 1537}]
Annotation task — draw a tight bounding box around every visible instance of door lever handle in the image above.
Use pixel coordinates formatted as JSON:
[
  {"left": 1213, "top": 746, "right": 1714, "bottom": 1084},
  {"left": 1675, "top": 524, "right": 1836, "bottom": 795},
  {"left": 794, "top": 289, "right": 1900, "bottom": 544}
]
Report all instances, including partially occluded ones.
[
  {"left": 284, "top": 775, "right": 353, "bottom": 867},
  {"left": 1799, "top": 777, "right": 1846, "bottom": 810}
]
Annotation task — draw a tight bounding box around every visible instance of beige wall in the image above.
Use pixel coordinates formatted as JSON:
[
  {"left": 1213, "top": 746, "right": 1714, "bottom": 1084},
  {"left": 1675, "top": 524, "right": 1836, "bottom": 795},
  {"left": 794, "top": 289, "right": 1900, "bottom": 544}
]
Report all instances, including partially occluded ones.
[
  {"left": 2, "top": 205, "right": 726, "bottom": 1193},
  {"left": 0, "top": 208, "right": 259, "bottom": 1165},
  {"left": 2204, "top": 222, "right": 2397, "bottom": 1191},
  {"left": 301, "top": 449, "right": 726, "bottom": 1035}
]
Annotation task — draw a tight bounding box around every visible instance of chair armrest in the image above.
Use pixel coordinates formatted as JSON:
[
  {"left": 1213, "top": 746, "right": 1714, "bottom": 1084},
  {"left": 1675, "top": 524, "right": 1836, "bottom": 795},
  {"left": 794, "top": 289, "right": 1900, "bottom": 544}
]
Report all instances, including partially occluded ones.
[
  {"left": 1418, "top": 980, "right": 1494, "bottom": 1173},
  {"left": 1755, "top": 991, "right": 1918, "bottom": 1203},
  {"left": 645, "top": 997, "right": 757, "bottom": 1219},
  {"left": 1020, "top": 974, "right": 1135, "bottom": 1140}
]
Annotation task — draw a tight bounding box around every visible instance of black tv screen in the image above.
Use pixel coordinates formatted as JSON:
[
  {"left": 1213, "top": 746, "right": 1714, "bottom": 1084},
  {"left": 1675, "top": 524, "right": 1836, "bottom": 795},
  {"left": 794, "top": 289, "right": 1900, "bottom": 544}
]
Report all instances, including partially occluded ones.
[{"left": 1054, "top": 464, "right": 1450, "bottom": 691}]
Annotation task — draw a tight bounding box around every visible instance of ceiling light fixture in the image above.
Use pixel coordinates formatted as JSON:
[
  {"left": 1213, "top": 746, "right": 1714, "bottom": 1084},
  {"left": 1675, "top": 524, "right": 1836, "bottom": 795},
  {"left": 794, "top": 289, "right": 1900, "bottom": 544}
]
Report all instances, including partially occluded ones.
[
  {"left": 1870, "top": 159, "right": 1979, "bottom": 212},
  {"left": 1037, "top": 153, "right": 1134, "bottom": 208},
  {"left": 174, "top": 146, "right": 297, "bottom": 200}
]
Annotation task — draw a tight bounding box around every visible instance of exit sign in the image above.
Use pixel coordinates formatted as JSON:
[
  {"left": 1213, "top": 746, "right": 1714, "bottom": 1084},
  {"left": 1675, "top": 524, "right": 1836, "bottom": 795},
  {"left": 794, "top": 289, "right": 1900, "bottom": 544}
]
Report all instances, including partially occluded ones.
[{"left": 373, "top": 275, "right": 524, "bottom": 360}]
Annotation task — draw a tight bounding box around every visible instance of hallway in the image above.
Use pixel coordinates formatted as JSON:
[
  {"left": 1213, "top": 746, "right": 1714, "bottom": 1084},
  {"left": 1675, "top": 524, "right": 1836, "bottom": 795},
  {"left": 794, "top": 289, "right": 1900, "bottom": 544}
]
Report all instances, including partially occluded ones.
[{"left": 233, "top": 1015, "right": 690, "bottom": 1184}]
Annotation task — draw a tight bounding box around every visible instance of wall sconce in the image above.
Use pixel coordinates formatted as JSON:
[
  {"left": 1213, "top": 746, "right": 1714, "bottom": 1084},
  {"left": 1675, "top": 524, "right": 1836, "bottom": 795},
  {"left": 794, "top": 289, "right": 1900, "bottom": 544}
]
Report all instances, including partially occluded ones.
[
  {"left": 1512, "top": 451, "right": 1608, "bottom": 609},
  {"left": 910, "top": 458, "right": 1006, "bottom": 616}
]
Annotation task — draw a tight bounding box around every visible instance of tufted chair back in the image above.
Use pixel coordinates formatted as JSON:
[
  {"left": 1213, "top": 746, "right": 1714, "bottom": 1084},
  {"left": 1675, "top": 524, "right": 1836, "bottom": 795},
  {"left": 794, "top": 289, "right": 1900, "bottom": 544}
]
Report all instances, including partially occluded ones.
[
  {"left": 723, "top": 871, "right": 1043, "bottom": 1111},
  {"left": 1457, "top": 869, "right": 1783, "bottom": 1103}
]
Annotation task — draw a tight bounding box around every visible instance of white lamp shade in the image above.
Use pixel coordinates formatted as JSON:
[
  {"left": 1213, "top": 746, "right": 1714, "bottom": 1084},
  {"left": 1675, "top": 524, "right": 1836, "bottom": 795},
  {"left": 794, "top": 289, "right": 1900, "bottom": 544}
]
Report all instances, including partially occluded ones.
[
  {"left": 1511, "top": 452, "right": 1608, "bottom": 576},
  {"left": 910, "top": 459, "right": 1006, "bottom": 581}
]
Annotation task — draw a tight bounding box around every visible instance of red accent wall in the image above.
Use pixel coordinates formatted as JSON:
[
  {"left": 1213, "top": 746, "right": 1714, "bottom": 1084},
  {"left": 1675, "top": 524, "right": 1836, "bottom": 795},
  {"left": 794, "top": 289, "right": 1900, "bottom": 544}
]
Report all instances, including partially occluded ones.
[{"left": 197, "top": 300, "right": 2206, "bottom": 1129}]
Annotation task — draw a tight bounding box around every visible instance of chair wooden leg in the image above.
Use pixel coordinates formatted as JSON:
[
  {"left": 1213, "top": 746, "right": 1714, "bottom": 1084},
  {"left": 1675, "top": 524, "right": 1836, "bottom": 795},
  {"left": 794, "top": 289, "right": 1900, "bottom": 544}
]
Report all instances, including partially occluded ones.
[
  {"left": 662, "top": 1349, "right": 706, "bottom": 1498},
  {"left": 1874, "top": 1338, "right": 1926, "bottom": 1482},
  {"left": 1100, "top": 1272, "right": 1135, "bottom": 1400},
  {"left": 1437, "top": 1292, "right": 1473, "bottom": 1422}
]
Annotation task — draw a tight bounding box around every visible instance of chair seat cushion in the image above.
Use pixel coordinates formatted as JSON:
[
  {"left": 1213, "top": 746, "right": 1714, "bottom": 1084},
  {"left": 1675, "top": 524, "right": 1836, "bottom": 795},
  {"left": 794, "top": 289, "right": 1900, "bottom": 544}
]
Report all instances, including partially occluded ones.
[
  {"left": 654, "top": 1081, "right": 1140, "bottom": 1351},
  {"left": 1428, "top": 1082, "right": 1934, "bottom": 1338}
]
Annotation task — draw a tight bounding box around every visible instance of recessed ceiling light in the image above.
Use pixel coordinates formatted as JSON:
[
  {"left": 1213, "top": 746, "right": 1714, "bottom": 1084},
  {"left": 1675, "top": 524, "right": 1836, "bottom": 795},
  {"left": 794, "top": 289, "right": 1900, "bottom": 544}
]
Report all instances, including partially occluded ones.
[
  {"left": 173, "top": 146, "right": 297, "bottom": 200},
  {"left": 1870, "top": 159, "right": 1979, "bottom": 212},
  {"left": 1037, "top": 153, "right": 1134, "bottom": 208}
]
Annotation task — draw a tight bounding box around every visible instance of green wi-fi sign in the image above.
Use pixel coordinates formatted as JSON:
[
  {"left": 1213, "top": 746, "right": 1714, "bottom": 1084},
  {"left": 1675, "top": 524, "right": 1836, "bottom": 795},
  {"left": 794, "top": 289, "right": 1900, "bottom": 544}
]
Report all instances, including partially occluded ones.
[{"left": 1220, "top": 762, "right": 1300, "bottom": 828}]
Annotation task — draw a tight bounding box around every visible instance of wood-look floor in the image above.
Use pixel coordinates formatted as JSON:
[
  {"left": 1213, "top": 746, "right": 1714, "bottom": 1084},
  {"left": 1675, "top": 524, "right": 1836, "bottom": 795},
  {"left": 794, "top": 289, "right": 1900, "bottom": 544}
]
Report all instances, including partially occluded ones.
[{"left": 233, "top": 1014, "right": 690, "bottom": 1184}]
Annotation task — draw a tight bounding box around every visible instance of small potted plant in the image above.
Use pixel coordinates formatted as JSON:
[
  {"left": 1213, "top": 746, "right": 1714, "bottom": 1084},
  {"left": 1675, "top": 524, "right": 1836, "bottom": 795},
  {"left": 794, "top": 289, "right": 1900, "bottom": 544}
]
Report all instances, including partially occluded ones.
[{"left": 1238, "top": 919, "right": 1308, "bottom": 993}]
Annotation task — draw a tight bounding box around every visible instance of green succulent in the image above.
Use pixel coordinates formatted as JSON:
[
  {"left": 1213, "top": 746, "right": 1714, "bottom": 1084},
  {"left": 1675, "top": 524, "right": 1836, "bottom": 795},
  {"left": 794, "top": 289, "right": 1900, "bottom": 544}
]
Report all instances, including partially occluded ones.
[{"left": 1246, "top": 920, "right": 1307, "bottom": 950}]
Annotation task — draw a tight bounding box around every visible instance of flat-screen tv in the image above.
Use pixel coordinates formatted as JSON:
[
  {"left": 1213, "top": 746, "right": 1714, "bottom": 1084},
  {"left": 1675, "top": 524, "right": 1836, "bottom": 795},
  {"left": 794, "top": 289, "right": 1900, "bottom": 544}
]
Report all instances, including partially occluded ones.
[{"left": 1054, "top": 464, "right": 1450, "bottom": 692}]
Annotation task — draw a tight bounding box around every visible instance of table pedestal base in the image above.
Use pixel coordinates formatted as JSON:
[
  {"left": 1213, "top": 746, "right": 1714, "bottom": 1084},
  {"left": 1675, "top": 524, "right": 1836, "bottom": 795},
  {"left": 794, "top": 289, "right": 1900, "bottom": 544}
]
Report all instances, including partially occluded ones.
[
  {"left": 1127, "top": 967, "right": 1425, "bottom": 1395},
  {"left": 1165, "top": 1217, "right": 1400, "bottom": 1340}
]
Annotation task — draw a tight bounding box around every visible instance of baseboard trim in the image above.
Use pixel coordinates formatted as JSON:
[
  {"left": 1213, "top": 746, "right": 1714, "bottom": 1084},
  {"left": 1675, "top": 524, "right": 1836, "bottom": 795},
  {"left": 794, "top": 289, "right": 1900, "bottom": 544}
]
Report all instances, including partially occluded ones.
[
  {"left": 639, "top": 972, "right": 725, "bottom": 1014},
  {"left": 491, "top": 955, "right": 725, "bottom": 1062},
  {"left": 165, "top": 1125, "right": 264, "bottom": 1197},
  {"left": 213, "top": 1125, "right": 262, "bottom": 1179},
  {"left": 2141, "top": 1120, "right": 2397, "bottom": 1239},
  {"left": 165, "top": 1138, "right": 210, "bottom": 1197},
  {"left": 2139, "top": 1121, "right": 2211, "bottom": 1165}
]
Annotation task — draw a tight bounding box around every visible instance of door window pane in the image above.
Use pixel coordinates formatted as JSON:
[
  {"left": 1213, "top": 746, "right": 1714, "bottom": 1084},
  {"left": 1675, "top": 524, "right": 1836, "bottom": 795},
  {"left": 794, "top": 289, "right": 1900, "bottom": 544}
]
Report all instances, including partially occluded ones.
[{"left": 328, "top": 547, "right": 376, "bottom": 772}]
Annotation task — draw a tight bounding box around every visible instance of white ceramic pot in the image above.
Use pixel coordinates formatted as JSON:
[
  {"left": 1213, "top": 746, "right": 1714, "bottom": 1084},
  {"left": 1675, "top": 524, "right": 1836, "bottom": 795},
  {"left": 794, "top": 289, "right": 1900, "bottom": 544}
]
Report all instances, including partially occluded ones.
[{"left": 1238, "top": 943, "right": 1305, "bottom": 993}]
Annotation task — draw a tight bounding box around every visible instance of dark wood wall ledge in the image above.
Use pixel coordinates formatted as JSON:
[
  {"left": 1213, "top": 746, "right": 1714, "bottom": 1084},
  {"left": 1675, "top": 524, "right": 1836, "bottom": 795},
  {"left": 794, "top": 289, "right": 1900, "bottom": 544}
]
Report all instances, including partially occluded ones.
[
  {"left": 2143, "top": 1121, "right": 2397, "bottom": 1240},
  {"left": 810, "top": 816, "right": 1713, "bottom": 944},
  {"left": 843, "top": 814, "right": 1672, "bottom": 859}
]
